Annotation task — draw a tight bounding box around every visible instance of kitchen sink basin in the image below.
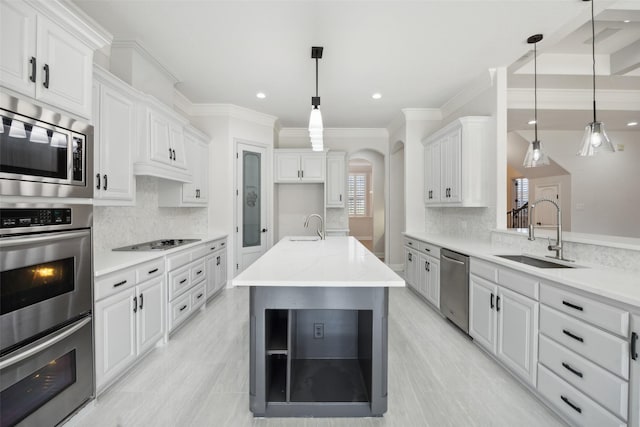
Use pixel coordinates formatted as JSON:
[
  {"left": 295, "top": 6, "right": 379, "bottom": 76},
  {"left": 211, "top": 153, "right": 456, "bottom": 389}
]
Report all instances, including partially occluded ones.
[
  {"left": 495, "top": 255, "right": 577, "bottom": 269},
  {"left": 288, "top": 237, "right": 320, "bottom": 242}
]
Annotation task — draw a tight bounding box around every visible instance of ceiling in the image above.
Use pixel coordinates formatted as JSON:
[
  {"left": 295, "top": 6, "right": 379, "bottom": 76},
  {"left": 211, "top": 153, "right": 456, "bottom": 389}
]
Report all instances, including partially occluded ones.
[{"left": 74, "top": 0, "right": 640, "bottom": 129}]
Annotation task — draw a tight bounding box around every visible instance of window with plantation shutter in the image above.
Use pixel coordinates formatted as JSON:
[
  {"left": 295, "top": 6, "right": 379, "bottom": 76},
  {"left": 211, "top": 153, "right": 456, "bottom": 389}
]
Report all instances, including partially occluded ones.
[{"left": 348, "top": 173, "right": 368, "bottom": 216}]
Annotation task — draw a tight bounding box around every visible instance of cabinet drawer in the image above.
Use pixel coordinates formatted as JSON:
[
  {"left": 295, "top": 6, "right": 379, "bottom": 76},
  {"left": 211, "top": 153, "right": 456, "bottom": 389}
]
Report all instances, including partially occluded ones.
[
  {"left": 135, "top": 259, "right": 164, "bottom": 283},
  {"left": 419, "top": 242, "right": 440, "bottom": 258},
  {"left": 404, "top": 237, "right": 418, "bottom": 249},
  {"left": 95, "top": 269, "right": 136, "bottom": 301},
  {"left": 166, "top": 248, "right": 193, "bottom": 271},
  {"left": 169, "top": 292, "right": 191, "bottom": 331},
  {"left": 470, "top": 258, "right": 498, "bottom": 282},
  {"left": 537, "top": 365, "right": 625, "bottom": 427},
  {"left": 191, "top": 283, "right": 206, "bottom": 310},
  {"left": 168, "top": 265, "right": 191, "bottom": 301},
  {"left": 540, "top": 284, "right": 629, "bottom": 337},
  {"left": 498, "top": 268, "right": 539, "bottom": 300},
  {"left": 539, "top": 335, "right": 628, "bottom": 419},
  {"left": 191, "top": 259, "right": 206, "bottom": 284},
  {"left": 191, "top": 243, "right": 209, "bottom": 261},
  {"left": 540, "top": 305, "right": 629, "bottom": 379}
]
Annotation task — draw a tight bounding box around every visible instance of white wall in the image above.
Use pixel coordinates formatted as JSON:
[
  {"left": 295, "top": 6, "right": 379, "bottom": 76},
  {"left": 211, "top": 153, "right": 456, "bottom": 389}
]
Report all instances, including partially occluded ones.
[
  {"left": 516, "top": 129, "right": 640, "bottom": 238},
  {"left": 276, "top": 184, "right": 323, "bottom": 240},
  {"left": 93, "top": 176, "right": 207, "bottom": 253}
]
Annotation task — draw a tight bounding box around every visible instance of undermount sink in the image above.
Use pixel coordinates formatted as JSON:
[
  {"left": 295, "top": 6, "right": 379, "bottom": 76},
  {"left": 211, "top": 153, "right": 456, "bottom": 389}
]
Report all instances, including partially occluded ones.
[
  {"left": 289, "top": 237, "right": 320, "bottom": 242},
  {"left": 495, "top": 255, "right": 578, "bottom": 269}
]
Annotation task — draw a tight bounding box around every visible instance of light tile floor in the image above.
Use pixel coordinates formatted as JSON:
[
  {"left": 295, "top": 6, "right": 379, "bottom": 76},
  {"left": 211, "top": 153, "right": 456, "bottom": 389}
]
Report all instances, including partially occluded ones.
[{"left": 70, "top": 286, "right": 566, "bottom": 427}]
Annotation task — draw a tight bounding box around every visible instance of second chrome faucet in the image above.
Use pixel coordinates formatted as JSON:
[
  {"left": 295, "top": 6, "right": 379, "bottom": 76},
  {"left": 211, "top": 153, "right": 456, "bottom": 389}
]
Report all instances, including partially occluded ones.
[
  {"left": 304, "top": 214, "right": 325, "bottom": 240},
  {"left": 528, "top": 198, "right": 573, "bottom": 262}
]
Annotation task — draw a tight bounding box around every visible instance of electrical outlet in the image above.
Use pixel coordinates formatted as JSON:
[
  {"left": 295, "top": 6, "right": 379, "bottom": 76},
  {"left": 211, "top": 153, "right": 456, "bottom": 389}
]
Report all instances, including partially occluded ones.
[{"left": 313, "top": 323, "right": 324, "bottom": 339}]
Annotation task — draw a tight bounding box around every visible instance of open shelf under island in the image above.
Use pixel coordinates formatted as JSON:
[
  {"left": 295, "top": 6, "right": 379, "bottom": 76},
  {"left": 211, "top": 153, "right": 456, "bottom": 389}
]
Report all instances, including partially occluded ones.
[{"left": 232, "top": 236, "right": 405, "bottom": 418}]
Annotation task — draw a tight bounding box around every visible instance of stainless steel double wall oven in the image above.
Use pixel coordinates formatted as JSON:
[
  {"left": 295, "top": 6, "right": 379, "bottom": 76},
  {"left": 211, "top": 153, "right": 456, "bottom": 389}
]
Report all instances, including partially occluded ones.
[{"left": 0, "top": 94, "right": 94, "bottom": 427}]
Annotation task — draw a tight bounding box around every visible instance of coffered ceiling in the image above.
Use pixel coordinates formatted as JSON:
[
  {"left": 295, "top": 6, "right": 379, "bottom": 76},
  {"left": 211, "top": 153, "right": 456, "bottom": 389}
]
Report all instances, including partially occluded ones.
[{"left": 74, "top": 0, "right": 640, "bottom": 129}]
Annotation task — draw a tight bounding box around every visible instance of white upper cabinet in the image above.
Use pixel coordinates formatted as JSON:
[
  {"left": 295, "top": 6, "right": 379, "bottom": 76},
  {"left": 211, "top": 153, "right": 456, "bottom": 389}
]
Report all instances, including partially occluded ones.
[
  {"left": 93, "top": 67, "right": 138, "bottom": 205},
  {"left": 423, "top": 116, "right": 491, "bottom": 207},
  {"left": 135, "top": 96, "right": 191, "bottom": 182},
  {"left": 274, "top": 150, "right": 326, "bottom": 183},
  {"left": 0, "top": 0, "right": 108, "bottom": 119},
  {"left": 158, "top": 126, "right": 210, "bottom": 207},
  {"left": 326, "top": 151, "right": 346, "bottom": 207}
]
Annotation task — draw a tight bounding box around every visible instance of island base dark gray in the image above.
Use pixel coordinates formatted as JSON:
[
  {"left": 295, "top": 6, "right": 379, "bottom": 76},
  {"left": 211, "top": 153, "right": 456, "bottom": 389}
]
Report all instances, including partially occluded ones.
[{"left": 249, "top": 286, "right": 389, "bottom": 417}]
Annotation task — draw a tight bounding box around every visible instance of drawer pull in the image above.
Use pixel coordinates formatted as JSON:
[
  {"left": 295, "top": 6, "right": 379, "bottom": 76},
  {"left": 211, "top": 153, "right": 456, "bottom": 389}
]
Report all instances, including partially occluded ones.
[
  {"left": 424, "top": 248, "right": 430, "bottom": 252},
  {"left": 196, "top": 270, "right": 203, "bottom": 275},
  {"left": 632, "top": 332, "right": 638, "bottom": 360},
  {"left": 562, "top": 300, "right": 583, "bottom": 312},
  {"left": 490, "top": 293, "right": 494, "bottom": 309},
  {"left": 197, "top": 293, "right": 204, "bottom": 300},
  {"left": 210, "top": 246, "right": 216, "bottom": 251},
  {"left": 113, "top": 280, "right": 127, "bottom": 288},
  {"left": 133, "top": 296, "right": 137, "bottom": 313},
  {"left": 179, "top": 305, "right": 187, "bottom": 312},
  {"left": 148, "top": 268, "right": 159, "bottom": 274},
  {"left": 562, "top": 362, "right": 583, "bottom": 378},
  {"left": 560, "top": 395, "right": 582, "bottom": 414},
  {"left": 179, "top": 278, "right": 187, "bottom": 284},
  {"left": 408, "top": 242, "right": 413, "bottom": 246},
  {"left": 496, "top": 296, "right": 501, "bottom": 312},
  {"left": 562, "top": 329, "right": 584, "bottom": 343}
]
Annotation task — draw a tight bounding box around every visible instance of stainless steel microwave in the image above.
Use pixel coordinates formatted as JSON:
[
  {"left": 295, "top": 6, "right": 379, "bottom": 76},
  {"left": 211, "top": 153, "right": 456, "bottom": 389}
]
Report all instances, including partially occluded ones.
[{"left": 0, "top": 93, "right": 93, "bottom": 198}]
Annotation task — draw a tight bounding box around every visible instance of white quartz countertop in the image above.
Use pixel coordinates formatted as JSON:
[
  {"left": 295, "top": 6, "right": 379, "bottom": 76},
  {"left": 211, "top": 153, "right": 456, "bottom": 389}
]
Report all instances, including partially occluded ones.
[
  {"left": 232, "top": 236, "right": 405, "bottom": 288},
  {"left": 404, "top": 232, "right": 640, "bottom": 310},
  {"left": 94, "top": 233, "right": 227, "bottom": 277}
]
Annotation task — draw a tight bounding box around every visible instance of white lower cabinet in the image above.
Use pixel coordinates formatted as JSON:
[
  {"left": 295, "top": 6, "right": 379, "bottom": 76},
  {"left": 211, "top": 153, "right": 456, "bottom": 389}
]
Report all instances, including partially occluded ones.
[
  {"left": 417, "top": 252, "right": 440, "bottom": 309},
  {"left": 403, "top": 247, "right": 418, "bottom": 290},
  {"left": 469, "top": 274, "right": 498, "bottom": 353},
  {"left": 205, "top": 247, "right": 227, "bottom": 299},
  {"left": 95, "top": 274, "right": 164, "bottom": 393},
  {"left": 631, "top": 314, "right": 640, "bottom": 427}
]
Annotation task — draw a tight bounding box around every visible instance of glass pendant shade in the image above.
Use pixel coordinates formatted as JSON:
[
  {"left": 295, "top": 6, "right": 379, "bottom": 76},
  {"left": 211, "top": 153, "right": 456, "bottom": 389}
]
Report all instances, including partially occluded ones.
[
  {"left": 30, "top": 126, "right": 49, "bottom": 144},
  {"left": 309, "top": 107, "right": 323, "bottom": 130},
  {"left": 523, "top": 140, "right": 550, "bottom": 168},
  {"left": 577, "top": 121, "right": 614, "bottom": 156},
  {"left": 9, "top": 120, "right": 26, "bottom": 138}
]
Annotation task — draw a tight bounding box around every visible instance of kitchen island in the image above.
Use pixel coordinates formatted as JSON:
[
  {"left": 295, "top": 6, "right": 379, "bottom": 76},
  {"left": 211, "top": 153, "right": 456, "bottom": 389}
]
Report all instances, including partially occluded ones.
[{"left": 232, "top": 236, "right": 404, "bottom": 417}]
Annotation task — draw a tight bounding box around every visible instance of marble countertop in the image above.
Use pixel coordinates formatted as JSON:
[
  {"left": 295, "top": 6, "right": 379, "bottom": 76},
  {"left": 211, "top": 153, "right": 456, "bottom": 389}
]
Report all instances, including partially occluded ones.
[
  {"left": 232, "top": 236, "right": 405, "bottom": 288},
  {"left": 94, "top": 233, "right": 228, "bottom": 277},
  {"left": 404, "top": 232, "right": 640, "bottom": 310}
]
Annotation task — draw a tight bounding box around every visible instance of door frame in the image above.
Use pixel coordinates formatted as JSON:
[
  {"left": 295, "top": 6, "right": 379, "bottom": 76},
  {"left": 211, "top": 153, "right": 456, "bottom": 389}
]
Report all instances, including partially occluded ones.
[
  {"left": 533, "top": 183, "right": 560, "bottom": 227},
  {"left": 234, "top": 139, "right": 272, "bottom": 276}
]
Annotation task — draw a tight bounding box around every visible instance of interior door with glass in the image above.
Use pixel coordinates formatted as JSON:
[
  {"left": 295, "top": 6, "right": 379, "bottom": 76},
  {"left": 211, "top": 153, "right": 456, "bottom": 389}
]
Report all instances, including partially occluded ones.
[{"left": 236, "top": 143, "right": 268, "bottom": 274}]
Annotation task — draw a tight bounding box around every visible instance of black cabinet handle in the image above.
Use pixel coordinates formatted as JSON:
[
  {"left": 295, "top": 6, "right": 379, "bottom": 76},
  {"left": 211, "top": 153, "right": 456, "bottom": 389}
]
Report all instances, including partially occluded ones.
[
  {"left": 560, "top": 395, "right": 582, "bottom": 414},
  {"left": 297, "top": 170, "right": 300, "bottom": 178},
  {"left": 179, "top": 304, "right": 187, "bottom": 312},
  {"left": 301, "top": 170, "right": 304, "bottom": 178},
  {"left": 408, "top": 241, "right": 413, "bottom": 246},
  {"left": 261, "top": 228, "right": 267, "bottom": 233},
  {"left": 43, "top": 64, "right": 49, "bottom": 88},
  {"left": 103, "top": 174, "right": 107, "bottom": 190},
  {"left": 496, "top": 296, "right": 501, "bottom": 312},
  {"left": 210, "top": 246, "right": 217, "bottom": 251},
  {"left": 196, "top": 270, "right": 203, "bottom": 275},
  {"left": 169, "top": 147, "right": 172, "bottom": 159},
  {"left": 29, "top": 57, "right": 36, "bottom": 83},
  {"left": 139, "top": 293, "right": 144, "bottom": 310},
  {"left": 133, "top": 296, "right": 137, "bottom": 313},
  {"left": 113, "top": 280, "right": 127, "bottom": 288},
  {"left": 179, "top": 278, "right": 187, "bottom": 284},
  {"left": 562, "top": 362, "right": 583, "bottom": 378},
  {"left": 632, "top": 332, "right": 638, "bottom": 360},
  {"left": 339, "top": 194, "right": 342, "bottom": 201},
  {"left": 562, "top": 300, "right": 583, "bottom": 312},
  {"left": 408, "top": 253, "right": 412, "bottom": 262},
  {"left": 148, "top": 268, "right": 158, "bottom": 275},
  {"left": 425, "top": 261, "right": 429, "bottom": 271},
  {"left": 197, "top": 293, "right": 204, "bottom": 300},
  {"left": 424, "top": 248, "right": 430, "bottom": 252},
  {"left": 562, "top": 329, "right": 584, "bottom": 343},
  {"left": 490, "top": 293, "right": 494, "bottom": 309},
  {"left": 96, "top": 173, "right": 101, "bottom": 190},
  {"left": 172, "top": 149, "right": 176, "bottom": 160},
  {"left": 216, "top": 256, "right": 220, "bottom": 266}
]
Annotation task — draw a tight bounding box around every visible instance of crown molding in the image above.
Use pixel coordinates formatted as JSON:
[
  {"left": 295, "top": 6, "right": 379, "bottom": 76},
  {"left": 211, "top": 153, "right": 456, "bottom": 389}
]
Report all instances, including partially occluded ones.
[
  {"left": 401, "top": 108, "right": 442, "bottom": 122},
  {"left": 111, "top": 40, "right": 180, "bottom": 84},
  {"left": 508, "top": 88, "right": 640, "bottom": 111},
  {"left": 440, "top": 68, "right": 496, "bottom": 118},
  {"left": 176, "top": 97, "right": 277, "bottom": 128},
  {"left": 279, "top": 128, "right": 388, "bottom": 139}
]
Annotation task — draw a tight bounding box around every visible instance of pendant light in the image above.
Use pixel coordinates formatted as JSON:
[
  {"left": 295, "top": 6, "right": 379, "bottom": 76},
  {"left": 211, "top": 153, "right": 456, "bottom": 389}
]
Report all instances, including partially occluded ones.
[
  {"left": 577, "top": 0, "right": 614, "bottom": 156},
  {"left": 523, "top": 34, "right": 550, "bottom": 168},
  {"left": 309, "top": 46, "right": 324, "bottom": 152}
]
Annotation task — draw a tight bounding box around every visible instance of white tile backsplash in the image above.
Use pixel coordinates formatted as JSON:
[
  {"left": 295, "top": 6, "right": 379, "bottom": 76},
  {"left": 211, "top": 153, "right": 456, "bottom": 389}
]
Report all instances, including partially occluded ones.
[
  {"left": 93, "top": 176, "right": 208, "bottom": 253},
  {"left": 425, "top": 206, "right": 495, "bottom": 241}
]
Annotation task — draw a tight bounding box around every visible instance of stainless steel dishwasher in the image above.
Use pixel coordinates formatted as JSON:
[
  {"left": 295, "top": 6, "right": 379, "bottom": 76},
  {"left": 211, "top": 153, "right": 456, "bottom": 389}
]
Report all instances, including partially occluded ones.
[{"left": 440, "top": 248, "right": 470, "bottom": 334}]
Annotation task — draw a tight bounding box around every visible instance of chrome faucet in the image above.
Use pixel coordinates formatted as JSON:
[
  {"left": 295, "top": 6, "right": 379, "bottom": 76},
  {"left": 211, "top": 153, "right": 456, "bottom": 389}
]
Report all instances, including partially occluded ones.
[
  {"left": 528, "top": 198, "right": 572, "bottom": 262},
  {"left": 304, "top": 214, "right": 325, "bottom": 240}
]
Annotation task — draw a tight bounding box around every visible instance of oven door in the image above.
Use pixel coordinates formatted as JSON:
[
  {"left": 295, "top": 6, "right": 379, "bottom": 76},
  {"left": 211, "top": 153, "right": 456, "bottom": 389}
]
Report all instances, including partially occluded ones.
[
  {"left": 0, "top": 316, "right": 93, "bottom": 427},
  {"left": 0, "top": 229, "right": 92, "bottom": 354}
]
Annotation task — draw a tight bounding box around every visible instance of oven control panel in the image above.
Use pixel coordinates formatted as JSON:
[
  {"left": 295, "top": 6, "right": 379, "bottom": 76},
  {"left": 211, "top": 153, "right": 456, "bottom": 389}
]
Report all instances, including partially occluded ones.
[{"left": 1, "top": 208, "right": 72, "bottom": 228}]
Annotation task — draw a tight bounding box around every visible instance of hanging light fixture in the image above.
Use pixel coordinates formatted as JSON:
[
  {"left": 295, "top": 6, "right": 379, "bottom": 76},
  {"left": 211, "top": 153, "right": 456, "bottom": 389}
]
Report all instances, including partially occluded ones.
[
  {"left": 309, "top": 46, "right": 324, "bottom": 152},
  {"left": 523, "top": 34, "right": 550, "bottom": 168},
  {"left": 577, "top": 0, "right": 614, "bottom": 156}
]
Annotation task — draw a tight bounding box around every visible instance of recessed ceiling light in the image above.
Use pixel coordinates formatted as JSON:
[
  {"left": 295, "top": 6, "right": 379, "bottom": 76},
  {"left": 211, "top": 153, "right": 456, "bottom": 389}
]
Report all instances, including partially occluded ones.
[
  {"left": 256, "top": 92, "right": 266, "bottom": 99},
  {"left": 372, "top": 93, "right": 382, "bottom": 100},
  {"left": 623, "top": 20, "right": 631, "bottom": 23},
  {"left": 528, "top": 120, "right": 536, "bottom": 125},
  {"left": 627, "top": 121, "right": 638, "bottom": 127}
]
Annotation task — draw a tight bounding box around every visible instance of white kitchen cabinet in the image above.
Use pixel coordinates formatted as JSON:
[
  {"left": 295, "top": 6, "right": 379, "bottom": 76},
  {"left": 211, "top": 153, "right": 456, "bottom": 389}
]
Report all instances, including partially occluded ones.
[
  {"left": 158, "top": 126, "right": 210, "bottom": 207},
  {"left": 403, "top": 247, "right": 419, "bottom": 290},
  {"left": 93, "top": 67, "right": 137, "bottom": 205},
  {"left": 422, "top": 116, "right": 490, "bottom": 207},
  {"left": 134, "top": 96, "right": 191, "bottom": 182},
  {"left": 274, "top": 150, "right": 325, "bottom": 183},
  {"left": 205, "top": 244, "right": 227, "bottom": 300},
  {"left": 417, "top": 252, "right": 440, "bottom": 309},
  {"left": 326, "top": 152, "right": 346, "bottom": 207},
  {"left": 470, "top": 274, "right": 498, "bottom": 353},
  {"left": 630, "top": 314, "right": 640, "bottom": 427},
  {"left": 0, "top": 0, "right": 99, "bottom": 119},
  {"left": 136, "top": 277, "right": 165, "bottom": 356}
]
